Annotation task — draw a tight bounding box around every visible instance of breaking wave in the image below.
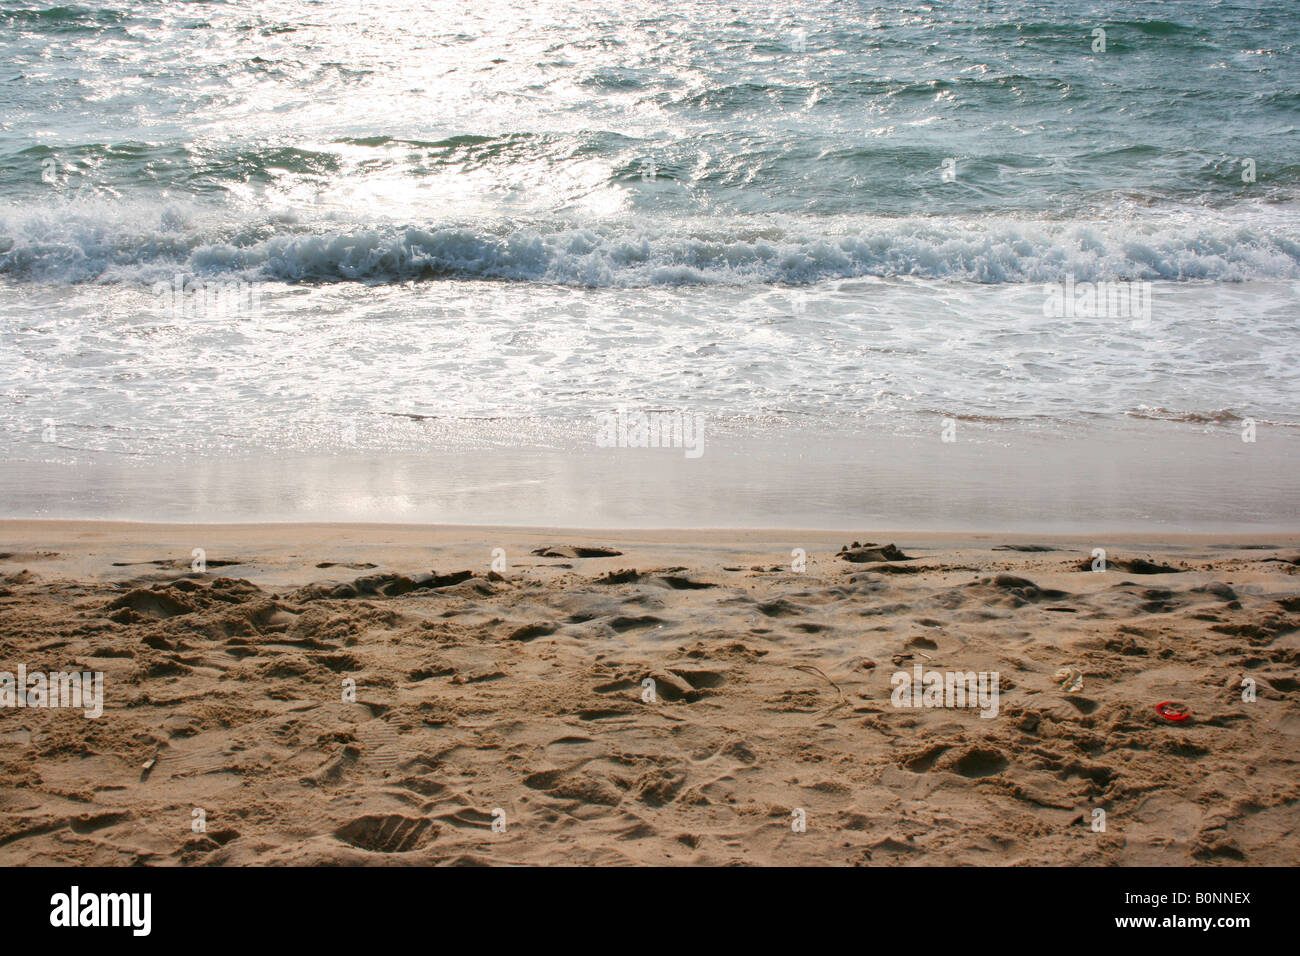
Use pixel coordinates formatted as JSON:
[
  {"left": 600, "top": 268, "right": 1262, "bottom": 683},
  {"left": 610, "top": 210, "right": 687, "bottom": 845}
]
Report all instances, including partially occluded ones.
[{"left": 3, "top": 205, "right": 1299, "bottom": 287}]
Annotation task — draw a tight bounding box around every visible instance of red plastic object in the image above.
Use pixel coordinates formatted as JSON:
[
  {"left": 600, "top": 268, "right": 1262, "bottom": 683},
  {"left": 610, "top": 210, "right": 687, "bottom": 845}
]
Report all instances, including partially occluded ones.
[{"left": 1155, "top": 701, "right": 1191, "bottom": 722}]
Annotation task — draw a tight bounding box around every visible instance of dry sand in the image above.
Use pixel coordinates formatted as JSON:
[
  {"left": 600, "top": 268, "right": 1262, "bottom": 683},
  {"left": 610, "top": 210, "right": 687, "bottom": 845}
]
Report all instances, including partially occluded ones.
[{"left": 1, "top": 521, "right": 1297, "bottom": 866}]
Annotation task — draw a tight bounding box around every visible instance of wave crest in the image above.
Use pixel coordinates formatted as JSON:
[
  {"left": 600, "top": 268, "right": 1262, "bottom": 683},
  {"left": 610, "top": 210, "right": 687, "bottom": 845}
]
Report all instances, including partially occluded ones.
[{"left": 2, "top": 205, "right": 1298, "bottom": 286}]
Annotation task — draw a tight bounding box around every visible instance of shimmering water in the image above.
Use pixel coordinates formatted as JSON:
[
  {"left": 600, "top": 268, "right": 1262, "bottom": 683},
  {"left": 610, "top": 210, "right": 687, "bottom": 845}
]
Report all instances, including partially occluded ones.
[{"left": 1, "top": 0, "right": 1297, "bottom": 525}]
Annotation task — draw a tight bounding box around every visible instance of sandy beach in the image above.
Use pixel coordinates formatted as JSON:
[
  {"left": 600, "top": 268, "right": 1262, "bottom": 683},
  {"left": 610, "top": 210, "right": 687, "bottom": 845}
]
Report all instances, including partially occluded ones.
[{"left": 1, "top": 520, "right": 1296, "bottom": 866}]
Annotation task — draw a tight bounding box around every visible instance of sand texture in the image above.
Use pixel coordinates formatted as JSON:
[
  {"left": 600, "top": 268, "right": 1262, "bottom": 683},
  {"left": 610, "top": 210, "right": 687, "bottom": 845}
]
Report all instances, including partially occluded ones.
[{"left": 1, "top": 522, "right": 1297, "bottom": 866}]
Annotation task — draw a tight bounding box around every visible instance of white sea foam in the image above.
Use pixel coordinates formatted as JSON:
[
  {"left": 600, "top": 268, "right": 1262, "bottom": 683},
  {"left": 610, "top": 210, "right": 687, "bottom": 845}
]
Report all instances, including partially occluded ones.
[{"left": 2, "top": 204, "right": 1298, "bottom": 287}]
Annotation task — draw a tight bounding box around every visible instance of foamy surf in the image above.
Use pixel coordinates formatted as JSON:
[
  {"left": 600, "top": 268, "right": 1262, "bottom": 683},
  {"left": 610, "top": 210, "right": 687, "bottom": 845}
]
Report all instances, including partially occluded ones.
[
  {"left": 3, "top": 206, "right": 1299, "bottom": 286},
  {"left": 1, "top": 0, "right": 1298, "bottom": 530}
]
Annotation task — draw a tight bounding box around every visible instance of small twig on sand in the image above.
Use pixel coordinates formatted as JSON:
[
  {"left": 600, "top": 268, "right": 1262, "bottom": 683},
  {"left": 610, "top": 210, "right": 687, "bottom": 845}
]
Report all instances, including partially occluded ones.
[
  {"left": 791, "top": 664, "right": 850, "bottom": 723},
  {"left": 791, "top": 663, "right": 844, "bottom": 698},
  {"left": 811, "top": 701, "right": 848, "bottom": 722}
]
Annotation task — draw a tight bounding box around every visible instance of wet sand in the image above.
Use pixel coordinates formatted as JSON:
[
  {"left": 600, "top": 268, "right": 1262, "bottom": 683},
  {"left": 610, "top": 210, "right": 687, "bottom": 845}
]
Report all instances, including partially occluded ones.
[{"left": 6, "top": 418, "right": 1298, "bottom": 532}]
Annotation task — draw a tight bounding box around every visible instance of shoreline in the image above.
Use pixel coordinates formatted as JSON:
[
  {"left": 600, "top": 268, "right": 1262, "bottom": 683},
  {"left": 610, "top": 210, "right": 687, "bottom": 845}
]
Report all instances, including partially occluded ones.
[
  {"left": 7, "top": 518, "right": 1300, "bottom": 540},
  {"left": 5, "top": 520, "right": 1300, "bottom": 581},
  {"left": 5, "top": 520, "right": 1300, "bottom": 586},
  {"left": 5, "top": 415, "right": 1298, "bottom": 533}
]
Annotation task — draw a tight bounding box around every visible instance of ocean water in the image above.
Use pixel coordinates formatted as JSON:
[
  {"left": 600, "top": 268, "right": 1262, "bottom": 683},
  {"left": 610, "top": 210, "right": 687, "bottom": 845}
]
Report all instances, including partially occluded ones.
[{"left": 1, "top": 0, "right": 1298, "bottom": 527}]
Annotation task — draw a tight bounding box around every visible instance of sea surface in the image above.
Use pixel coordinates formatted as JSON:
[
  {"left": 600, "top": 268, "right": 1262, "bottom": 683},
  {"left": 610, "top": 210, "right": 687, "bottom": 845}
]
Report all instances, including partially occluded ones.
[{"left": 1, "top": 0, "right": 1298, "bottom": 528}]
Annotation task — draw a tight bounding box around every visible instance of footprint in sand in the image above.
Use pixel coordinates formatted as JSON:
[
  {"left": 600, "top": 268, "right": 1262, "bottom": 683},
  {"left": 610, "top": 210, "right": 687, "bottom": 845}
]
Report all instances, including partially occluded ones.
[
  {"left": 354, "top": 719, "right": 402, "bottom": 775},
  {"left": 334, "top": 815, "right": 435, "bottom": 853}
]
